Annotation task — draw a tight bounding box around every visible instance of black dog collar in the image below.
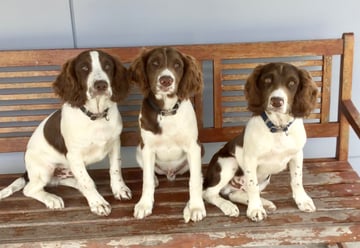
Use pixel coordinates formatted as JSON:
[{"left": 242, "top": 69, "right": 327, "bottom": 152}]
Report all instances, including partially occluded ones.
[
  {"left": 261, "top": 112, "right": 293, "bottom": 135},
  {"left": 147, "top": 98, "right": 180, "bottom": 116},
  {"left": 80, "top": 106, "right": 109, "bottom": 121}
]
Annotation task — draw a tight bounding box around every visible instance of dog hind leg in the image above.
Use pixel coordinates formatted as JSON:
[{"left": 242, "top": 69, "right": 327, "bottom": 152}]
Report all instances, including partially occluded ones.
[
  {"left": 203, "top": 157, "right": 240, "bottom": 217},
  {"left": 23, "top": 179, "right": 64, "bottom": 209},
  {"left": 23, "top": 153, "right": 64, "bottom": 209}
]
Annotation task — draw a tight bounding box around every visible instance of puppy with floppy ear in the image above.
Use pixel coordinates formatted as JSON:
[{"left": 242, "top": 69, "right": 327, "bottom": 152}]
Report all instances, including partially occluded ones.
[
  {"left": 245, "top": 64, "right": 318, "bottom": 116},
  {"left": 129, "top": 47, "right": 206, "bottom": 222},
  {"left": 203, "top": 62, "right": 318, "bottom": 221},
  {"left": 0, "top": 50, "right": 132, "bottom": 216},
  {"left": 130, "top": 48, "right": 203, "bottom": 99},
  {"left": 54, "top": 52, "right": 129, "bottom": 106}
]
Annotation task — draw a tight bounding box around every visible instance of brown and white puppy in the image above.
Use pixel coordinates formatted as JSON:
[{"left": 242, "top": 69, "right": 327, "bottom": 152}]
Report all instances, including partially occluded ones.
[
  {"left": 129, "top": 47, "right": 206, "bottom": 222},
  {"left": 203, "top": 62, "right": 318, "bottom": 221},
  {"left": 0, "top": 50, "right": 132, "bottom": 216}
]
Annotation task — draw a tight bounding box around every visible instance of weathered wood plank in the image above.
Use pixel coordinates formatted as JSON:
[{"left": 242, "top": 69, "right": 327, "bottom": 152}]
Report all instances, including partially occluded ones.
[
  {"left": 0, "top": 38, "right": 344, "bottom": 67},
  {"left": 337, "top": 33, "right": 354, "bottom": 160},
  {"left": 342, "top": 99, "right": 360, "bottom": 138},
  {"left": 0, "top": 160, "right": 356, "bottom": 184},
  {"left": 1, "top": 208, "right": 359, "bottom": 245}
]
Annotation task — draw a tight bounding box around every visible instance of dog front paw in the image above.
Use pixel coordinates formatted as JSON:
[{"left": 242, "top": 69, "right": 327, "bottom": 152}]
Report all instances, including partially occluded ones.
[
  {"left": 294, "top": 194, "right": 316, "bottom": 212},
  {"left": 183, "top": 201, "right": 206, "bottom": 223},
  {"left": 44, "top": 193, "right": 65, "bottom": 209},
  {"left": 134, "top": 200, "right": 153, "bottom": 219},
  {"left": 220, "top": 201, "right": 239, "bottom": 217},
  {"left": 262, "top": 199, "right": 277, "bottom": 213},
  {"left": 89, "top": 196, "right": 111, "bottom": 216},
  {"left": 247, "top": 206, "right": 267, "bottom": 222},
  {"left": 112, "top": 182, "right": 132, "bottom": 200}
]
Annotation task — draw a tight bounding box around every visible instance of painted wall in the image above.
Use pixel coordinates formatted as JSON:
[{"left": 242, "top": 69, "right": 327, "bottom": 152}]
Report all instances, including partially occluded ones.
[{"left": 0, "top": 0, "right": 359, "bottom": 174}]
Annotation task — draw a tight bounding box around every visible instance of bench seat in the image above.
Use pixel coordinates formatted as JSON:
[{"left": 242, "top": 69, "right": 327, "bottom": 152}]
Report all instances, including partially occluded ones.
[{"left": 0, "top": 160, "right": 359, "bottom": 246}]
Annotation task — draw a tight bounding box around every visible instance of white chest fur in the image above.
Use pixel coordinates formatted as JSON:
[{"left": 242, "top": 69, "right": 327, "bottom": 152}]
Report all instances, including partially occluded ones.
[
  {"left": 140, "top": 100, "right": 198, "bottom": 163},
  {"left": 61, "top": 104, "right": 122, "bottom": 164},
  {"left": 238, "top": 116, "right": 306, "bottom": 179}
]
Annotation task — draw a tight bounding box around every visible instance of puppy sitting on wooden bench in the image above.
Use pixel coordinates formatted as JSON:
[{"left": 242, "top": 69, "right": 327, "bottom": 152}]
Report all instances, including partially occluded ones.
[
  {"left": 0, "top": 50, "right": 132, "bottom": 216},
  {"left": 203, "top": 62, "right": 318, "bottom": 221},
  {"left": 129, "top": 47, "right": 206, "bottom": 223}
]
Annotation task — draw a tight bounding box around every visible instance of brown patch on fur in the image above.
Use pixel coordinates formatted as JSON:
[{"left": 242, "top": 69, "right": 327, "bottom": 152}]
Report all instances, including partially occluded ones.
[
  {"left": 107, "top": 53, "right": 130, "bottom": 103},
  {"left": 53, "top": 57, "right": 87, "bottom": 107},
  {"left": 53, "top": 167, "right": 74, "bottom": 179},
  {"left": 292, "top": 69, "right": 319, "bottom": 117},
  {"left": 203, "top": 131, "right": 244, "bottom": 189},
  {"left": 139, "top": 94, "right": 162, "bottom": 134},
  {"left": 177, "top": 52, "right": 203, "bottom": 100},
  {"left": 43, "top": 110, "right": 67, "bottom": 155}
]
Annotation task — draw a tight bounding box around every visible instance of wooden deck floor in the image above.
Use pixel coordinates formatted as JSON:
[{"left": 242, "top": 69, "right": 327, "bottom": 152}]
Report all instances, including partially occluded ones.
[{"left": 0, "top": 161, "right": 359, "bottom": 247}]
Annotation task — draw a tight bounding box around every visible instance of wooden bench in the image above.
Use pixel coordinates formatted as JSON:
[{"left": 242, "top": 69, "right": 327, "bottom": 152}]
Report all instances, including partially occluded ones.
[{"left": 0, "top": 33, "right": 359, "bottom": 247}]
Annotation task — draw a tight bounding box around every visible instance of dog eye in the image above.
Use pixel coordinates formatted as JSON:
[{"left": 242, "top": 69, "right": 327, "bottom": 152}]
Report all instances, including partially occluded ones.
[
  {"left": 264, "top": 78, "right": 272, "bottom": 84},
  {"left": 81, "top": 65, "right": 89, "bottom": 72},
  {"left": 288, "top": 80, "right": 296, "bottom": 88},
  {"left": 174, "top": 62, "right": 180, "bottom": 69},
  {"left": 152, "top": 60, "right": 160, "bottom": 67},
  {"left": 104, "top": 64, "right": 111, "bottom": 71}
]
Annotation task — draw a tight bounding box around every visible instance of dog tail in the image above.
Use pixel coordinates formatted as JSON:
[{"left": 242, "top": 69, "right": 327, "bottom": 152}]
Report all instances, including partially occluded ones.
[{"left": 0, "top": 173, "right": 27, "bottom": 200}]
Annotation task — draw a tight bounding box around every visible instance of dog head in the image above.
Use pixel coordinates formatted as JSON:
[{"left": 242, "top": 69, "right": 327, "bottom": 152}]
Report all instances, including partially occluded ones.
[
  {"left": 53, "top": 50, "right": 129, "bottom": 107},
  {"left": 245, "top": 62, "right": 318, "bottom": 117},
  {"left": 129, "top": 47, "right": 203, "bottom": 100}
]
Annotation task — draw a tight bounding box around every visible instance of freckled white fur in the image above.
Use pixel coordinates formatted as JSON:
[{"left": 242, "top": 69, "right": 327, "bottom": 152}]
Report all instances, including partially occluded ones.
[{"left": 0, "top": 51, "right": 132, "bottom": 216}]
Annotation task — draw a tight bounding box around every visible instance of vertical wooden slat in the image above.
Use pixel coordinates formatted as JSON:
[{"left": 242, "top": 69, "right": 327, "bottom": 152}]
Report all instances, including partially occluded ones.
[
  {"left": 194, "top": 62, "right": 204, "bottom": 130},
  {"left": 337, "top": 33, "right": 354, "bottom": 160},
  {"left": 321, "top": 55, "right": 332, "bottom": 122},
  {"left": 213, "top": 59, "right": 223, "bottom": 128}
]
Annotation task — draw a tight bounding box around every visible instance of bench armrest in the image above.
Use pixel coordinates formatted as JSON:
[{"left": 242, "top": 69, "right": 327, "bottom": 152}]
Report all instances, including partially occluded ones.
[{"left": 341, "top": 99, "right": 360, "bottom": 138}]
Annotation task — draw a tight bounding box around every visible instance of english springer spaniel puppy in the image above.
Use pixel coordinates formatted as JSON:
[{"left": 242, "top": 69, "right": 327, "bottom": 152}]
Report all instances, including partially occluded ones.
[
  {"left": 0, "top": 50, "right": 132, "bottom": 216},
  {"left": 203, "top": 62, "right": 318, "bottom": 222},
  {"left": 129, "top": 47, "right": 206, "bottom": 222}
]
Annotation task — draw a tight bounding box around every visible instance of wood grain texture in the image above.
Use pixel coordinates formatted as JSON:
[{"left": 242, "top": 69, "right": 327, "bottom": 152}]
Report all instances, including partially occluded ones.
[
  {"left": 0, "top": 161, "right": 359, "bottom": 246},
  {"left": 342, "top": 99, "right": 360, "bottom": 138},
  {"left": 337, "top": 33, "right": 354, "bottom": 160}
]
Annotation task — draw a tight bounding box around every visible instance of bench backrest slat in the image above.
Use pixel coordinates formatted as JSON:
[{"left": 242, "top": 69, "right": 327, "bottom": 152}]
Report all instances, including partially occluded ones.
[{"left": 0, "top": 34, "right": 353, "bottom": 162}]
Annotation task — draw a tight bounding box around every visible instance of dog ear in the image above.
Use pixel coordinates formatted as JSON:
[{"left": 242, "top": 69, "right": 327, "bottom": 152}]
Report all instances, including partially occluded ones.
[
  {"left": 292, "top": 69, "right": 318, "bottom": 117},
  {"left": 245, "top": 64, "right": 265, "bottom": 115},
  {"left": 53, "top": 59, "right": 86, "bottom": 107},
  {"left": 110, "top": 56, "right": 130, "bottom": 102},
  {"left": 177, "top": 54, "right": 204, "bottom": 100},
  {"left": 129, "top": 49, "right": 151, "bottom": 96}
]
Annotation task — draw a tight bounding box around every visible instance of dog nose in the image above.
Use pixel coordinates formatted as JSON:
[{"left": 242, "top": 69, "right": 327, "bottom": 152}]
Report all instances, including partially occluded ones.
[
  {"left": 94, "top": 80, "right": 108, "bottom": 91},
  {"left": 159, "top": 76, "right": 173, "bottom": 87},
  {"left": 270, "top": 97, "right": 284, "bottom": 108}
]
